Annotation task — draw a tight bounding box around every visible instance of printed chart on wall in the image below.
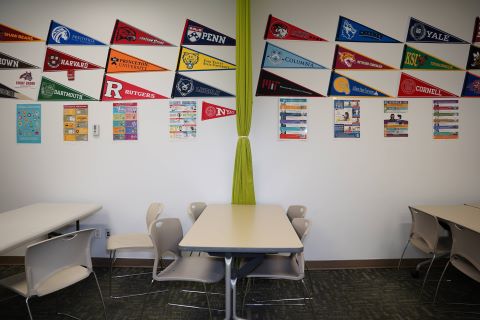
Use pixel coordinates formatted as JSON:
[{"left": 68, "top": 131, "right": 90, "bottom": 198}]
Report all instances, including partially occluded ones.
[
  {"left": 169, "top": 100, "right": 197, "bottom": 140},
  {"left": 17, "top": 104, "right": 41, "bottom": 143},
  {"left": 113, "top": 102, "right": 137, "bottom": 140},
  {"left": 433, "top": 100, "right": 459, "bottom": 140},
  {"left": 64, "top": 105, "right": 88, "bottom": 141},
  {"left": 334, "top": 100, "right": 360, "bottom": 138},
  {"left": 279, "top": 98, "right": 307, "bottom": 140},
  {"left": 384, "top": 101, "right": 408, "bottom": 137}
]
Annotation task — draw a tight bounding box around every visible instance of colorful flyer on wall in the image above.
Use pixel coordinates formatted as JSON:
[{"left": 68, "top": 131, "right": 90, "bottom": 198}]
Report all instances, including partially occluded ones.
[
  {"left": 433, "top": 100, "right": 459, "bottom": 140},
  {"left": 279, "top": 98, "right": 307, "bottom": 140},
  {"left": 64, "top": 105, "right": 88, "bottom": 141},
  {"left": 169, "top": 100, "right": 197, "bottom": 140},
  {"left": 384, "top": 101, "right": 408, "bottom": 137},
  {"left": 17, "top": 104, "right": 41, "bottom": 143},
  {"left": 113, "top": 102, "right": 137, "bottom": 141},
  {"left": 334, "top": 100, "right": 360, "bottom": 138}
]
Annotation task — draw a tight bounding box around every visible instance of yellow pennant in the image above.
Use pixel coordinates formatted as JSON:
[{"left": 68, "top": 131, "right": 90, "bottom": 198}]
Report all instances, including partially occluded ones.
[{"left": 177, "top": 46, "right": 235, "bottom": 71}]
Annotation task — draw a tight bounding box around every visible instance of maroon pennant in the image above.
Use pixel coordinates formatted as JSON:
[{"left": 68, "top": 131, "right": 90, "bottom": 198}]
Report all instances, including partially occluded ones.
[{"left": 43, "top": 47, "right": 103, "bottom": 80}]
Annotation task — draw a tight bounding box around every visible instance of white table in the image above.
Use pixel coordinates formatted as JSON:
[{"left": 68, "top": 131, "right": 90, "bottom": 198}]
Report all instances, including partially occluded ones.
[
  {"left": 465, "top": 202, "right": 480, "bottom": 210},
  {"left": 412, "top": 204, "right": 480, "bottom": 232},
  {"left": 179, "top": 204, "right": 303, "bottom": 320},
  {"left": 0, "top": 203, "right": 102, "bottom": 254}
]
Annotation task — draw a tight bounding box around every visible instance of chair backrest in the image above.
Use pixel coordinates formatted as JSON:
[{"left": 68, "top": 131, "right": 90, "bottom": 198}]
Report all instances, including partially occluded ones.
[
  {"left": 25, "top": 228, "right": 95, "bottom": 297},
  {"left": 146, "top": 203, "right": 164, "bottom": 230},
  {"left": 188, "top": 202, "right": 207, "bottom": 222},
  {"left": 287, "top": 205, "right": 307, "bottom": 222},
  {"left": 409, "top": 206, "right": 442, "bottom": 253},
  {"left": 450, "top": 223, "right": 480, "bottom": 282},
  {"left": 291, "top": 218, "right": 311, "bottom": 276},
  {"left": 149, "top": 218, "right": 183, "bottom": 276}
]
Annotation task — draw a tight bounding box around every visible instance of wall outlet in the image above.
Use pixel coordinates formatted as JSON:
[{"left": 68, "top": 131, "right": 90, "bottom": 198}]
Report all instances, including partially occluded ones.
[
  {"left": 105, "top": 228, "right": 110, "bottom": 238},
  {"left": 94, "top": 229, "right": 101, "bottom": 239}
]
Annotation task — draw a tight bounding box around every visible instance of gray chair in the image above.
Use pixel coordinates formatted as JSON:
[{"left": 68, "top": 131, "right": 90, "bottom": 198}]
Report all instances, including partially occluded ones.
[
  {"left": 140, "top": 218, "right": 225, "bottom": 319},
  {"left": 398, "top": 206, "right": 452, "bottom": 294},
  {"left": 0, "top": 229, "right": 107, "bottom": 320},
  {"left": 286, "top": 205, "right": 307, "bottom": 222},
  {"left": 107, "top": 202, "right": 164, "bottom": 299}
]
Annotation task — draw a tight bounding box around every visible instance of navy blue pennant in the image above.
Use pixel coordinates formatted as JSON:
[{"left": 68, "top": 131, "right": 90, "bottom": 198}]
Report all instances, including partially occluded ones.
[
  {"left": 181, "top": 19, "right": 235, "bottom": 46},
  {"left": 171, "top": 73, "right": 234, "bottom": 98},
  {"left": 406, "top": 17, "right": 468, "bottom": 43}
]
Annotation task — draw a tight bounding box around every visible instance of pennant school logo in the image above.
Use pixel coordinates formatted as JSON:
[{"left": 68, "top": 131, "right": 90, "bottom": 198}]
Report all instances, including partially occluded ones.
[
  {"left": 101, "top": 75, "right": 167, "bottom": 101},
  {"left": 47, "top": 21, "right": 106, "bottom": 45},
  {"left": 202, "top": 101, "right": 236, "bottom": 120},
  {"left": 15, "top": 71, "right": 36, "bottom": 88},
  {"left": 261, "top": 42, "right": 325, "bottom": 69},
  {"left": 332, "top": 45, "right": 394, "bottom": 70},
  {"left": 461, "top": 72, "right": 480, "bottom": 97},
  {"left": 335, "top": 16, "right": 400, "bottom": 43},
  {"left": 0, "top": 23, "right": 43, "bottom": 42},
  {"left": 401, "top": 45, "right": 461, "bottom": 70},
  {"left": 256, "top": 69, "right": 323, "bottom": 97},
  {"left": 106, "top": 48, "right": 168, "bottom": 73},
  {"left": 397, "top": 73, "right": 458, "bottom": 98},
  {"left": 171, "top": 73, "right": 234, "bottom": 98},
  {"left": 181, "top": 19, "right": 235, "bottom": 46},
  {"left": 0, "top": 83, "right": 31, "bottom": 99},
  {"left": 466, "top": 45, "right": 480, "bottom": 70},
  {"left": 111, "top": 20, "right": 174, "bottom": 46},
  {"left": 406, "top": 17, "right": 468, "bottom": 43},
  {"left": 0, "top": 51, "right": 39, "bottom": 69},
  {"left": 328, "top": 72, "right": 390, "bottom": 97},
  {"left": 38, "top": 77, "right": 97, "bottom": 101},
  {"left": 43, "top": 47, "right": 103, "bottom": 72},
  {"left": 176, "top": 46, "right": 235, "bottom": 71},
  {"left": 264, "top": 15, "right": 327, "bottom": 41}
]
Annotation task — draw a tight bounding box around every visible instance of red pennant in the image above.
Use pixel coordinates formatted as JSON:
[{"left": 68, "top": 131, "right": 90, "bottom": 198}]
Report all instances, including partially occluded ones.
[
  {"left": 202, "top": 102, "right": 236, "bottom": 120},
  {"left": 264, "top": 15, "right": 327, "bottom": 41},
  {"left": 0, "top": 23, "right": 43, "bottom": 42},
  {"left": 333, "top": 45, "right": 394, "bottom": 70},
  {"left": 473, "top": 17, "right": 480, "bottom": 43},
  {"left": 111, "top": 20, "right": 174, "bottom": 46},
  {"left": 397, "top": 73, "right": 458, "bottom": 98},
  {"left": 100, "top": 75, "right": 167, "bottom": 101},
  {"left": 43, "top": 47, "right": 103, "bottom": 72}
]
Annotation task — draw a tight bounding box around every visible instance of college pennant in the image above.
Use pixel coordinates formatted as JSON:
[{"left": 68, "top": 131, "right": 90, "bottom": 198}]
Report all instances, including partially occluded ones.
[
  {"left": 0, "top": 83, "right": 31, "bottom": 99},
  {"left": 466, "top": 45, "right": 480, "bottom": 70},
  {"left": 328, "top": 72, "right": 390, "bottom": 97},
  {"left": 38, "top": 77, "right": 97, "bottom": 101},
  {"left": 202, "top": 101, "right": 236, "bottom": 120},
  {"left": 111, "top": 20, "right": 174, "bottom": 46},
  {"left": 400, "top": 45, "right": 461, "bottom": 70},
  {"left": 332, "top": 45, "right": 394, "bottom": 70},
  {"left": 335, "top": 16, "right": 400, "bottom": 43},
  {"left": 43, "top": 47, "right": 103, "bottom": 81},
  {"left": 106, "top": 48, "right": 168, "bottom": 73},
  {"left": 171, "top": 73, "right": 234, "bottom": 98},
  {"left": 264, "top": 15, "right": 327, "bottom": 41},
  {"left": 176, "top": 46, "right": 235, "bottom": 71},
  {"left": 0, "top": 51, "right": 39, "bottom": 69},
  {"left": 0, "top": 23, "right": 43, "bottom": 42},
  {"left": 397, "top": 72, "right": 458, "bottom": 98},
  {"left": 461, "top": 72, "right": 480, "bottom": 97},
  {"left": 261, "top": 42, "right": 325, "bottom": 69},
  {"left": 256, "top": 69, "right": 323, "bottom": 97},
  {"left": 101, "top": 75, "right": 167, "bottom": 101},
  {"left": 46, "top": 20, "right": 106, "bottom": 45},
  {"left": 406, "top": 17, "right": 468, "bottom": 43},
  {"left": 473, "top": 17, "right": 480, "bottom": 43},
  {"left": 181, "top": 19, "right": 235, "bottom": 46}
]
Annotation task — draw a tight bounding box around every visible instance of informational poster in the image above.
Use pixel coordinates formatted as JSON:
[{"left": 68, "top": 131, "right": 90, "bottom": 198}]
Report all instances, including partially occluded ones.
[
  {"left": 384, "top": 101, "right": 408, "bottom": 137},
  {"left": 334, "top": 100, "right": 360, "bottom": 138},
  {"left": 64, "top": 105, "right": 88, "bottom": 141},
  {"left": 279, "top": 98, "right": 307, "bottom": 140},
  {"left": 113, "top": 102, "right": 137, "bottom": 140},
  {"left": 17, "top": 104, "right": 41, "bottom": 143},
  {"left": 169, "top": 100, "right": 197, "bottom": 140},
  {"left": 433, "top": 100, "right": 459, "bottom": 140}
]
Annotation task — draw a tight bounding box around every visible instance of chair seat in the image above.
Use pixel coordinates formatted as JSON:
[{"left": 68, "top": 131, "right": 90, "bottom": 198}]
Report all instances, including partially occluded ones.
[
  {"left": 411, "top": 235, "right": 451, "bottom": 255},
  {"left": 154, "top": 256, "right": 224, "bottom": 283},
  {"left": 451, "top": 255, "right": 480, "bottom": 283},
  {"left": 246, "top": 255, "right": 303, "bottom": 281},
  {"left": 107, "top": 233, "right": 152, "bottom": 251}
]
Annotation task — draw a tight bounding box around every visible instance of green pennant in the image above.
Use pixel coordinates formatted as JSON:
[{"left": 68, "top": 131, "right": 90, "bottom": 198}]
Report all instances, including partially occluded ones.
[
  {"left": 38, "top": 77, "right": 97, "bottom": 101},
  {"left": 400, "top": 45, "right": 461, "bottom": 70}
]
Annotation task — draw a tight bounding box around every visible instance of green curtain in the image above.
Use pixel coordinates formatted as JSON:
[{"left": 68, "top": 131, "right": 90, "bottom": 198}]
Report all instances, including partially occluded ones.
[{"left": 232, "top": 0, "right": 255, "bottom": 204}]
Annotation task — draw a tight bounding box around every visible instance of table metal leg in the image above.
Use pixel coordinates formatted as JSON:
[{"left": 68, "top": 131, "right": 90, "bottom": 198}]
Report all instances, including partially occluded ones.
[{"left": 225, "top": 256, "right": 232, "bottom": 320}]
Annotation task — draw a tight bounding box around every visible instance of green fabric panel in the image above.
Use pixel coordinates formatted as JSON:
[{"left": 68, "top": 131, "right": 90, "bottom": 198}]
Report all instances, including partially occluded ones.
[{"left": 232, "top": 137, "right": 255, "bottom": 204}]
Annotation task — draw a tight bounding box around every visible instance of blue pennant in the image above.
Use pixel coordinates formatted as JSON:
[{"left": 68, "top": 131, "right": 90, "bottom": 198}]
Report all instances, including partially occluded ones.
[
  {"left": 261, "top": 42, "right": 326, "bottom": 69},
  {"left": 181, "top": 19, "right": 235, "bottom": 46},
  {"left": 462, "top": 72, "right": 480, "bottom": 97},
  {"left": 328, "top": 71, "right": 390, "bottom": 97},
  {"left": 406, "top": 17, "right": 468, "bottom": 43},
  {"left": 335, "top": 16, "right": 400, "bottom": 43},
  {"left": 46, "top": 21, "right": 106, "bottom": 45},
  {"left": 171, "top": 73, "right": 234, "bottom": 98}
]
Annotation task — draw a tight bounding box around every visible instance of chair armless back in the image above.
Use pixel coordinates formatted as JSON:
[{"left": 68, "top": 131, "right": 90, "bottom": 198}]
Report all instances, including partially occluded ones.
[
  {"left": 145, "top": 203, "right": 164, "bottom": 230},
  {"left": 409, "top": 206, "right": 441, "bottom": 253},
  {"left": 287, "top": 205, "right": 307, "bottom": 222},
  {"left": 149, "top": 218, "right": 183, "bottom": 277},
  {"left": 188, "top": 202, "right": 207, "bottom": 222},
  {"left": 291, "top": 218, "right": 311, "bottom": 276},
  {"left": 450, "top": 223, "right": 480, "bottom": 282}
]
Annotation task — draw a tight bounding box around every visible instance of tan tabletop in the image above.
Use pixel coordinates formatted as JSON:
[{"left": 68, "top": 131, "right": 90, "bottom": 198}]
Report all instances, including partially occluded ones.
[
  {"left": 0, "top": 203, "right": 102, "bottom": 254},
  {"left": 465, "top": 203, "right": 480, "bottom": 209},
  {"left": 413, "top": 205, "right": 480, "bottom": 233},
  {"left": 179, "top": 204, "right": 303, "bottom": 254}
]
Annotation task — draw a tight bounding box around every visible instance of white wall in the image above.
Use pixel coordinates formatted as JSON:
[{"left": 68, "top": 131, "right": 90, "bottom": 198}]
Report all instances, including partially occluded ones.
[{"left": 0, "top": 0, "right": 479, "bottom": 260}]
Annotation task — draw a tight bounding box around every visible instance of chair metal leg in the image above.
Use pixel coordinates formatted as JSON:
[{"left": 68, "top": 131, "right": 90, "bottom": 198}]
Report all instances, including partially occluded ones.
[
  {"left": 109, "top": 250, "right": 116, "bottom": 297},
  {"left": 301, "top": 279, "right": 317, "bottom": 320},
  {"left": 434, "top": 260, "right": 450, "bottom": 304},
  {"left": 139, "top": 280, "right": 155, "bottom": 320},
  {"left": 93, "top": 271, "right": 108, "bottom": 320},
  {"left": 25, "top": 297, "right": 34, "bottom": 320},
  {"left": 398, "top": 238, "right": 411, "bottom": 270},
  {"left": 420, "top": 254, "right": 436, "bottom": 296},
  {"left": 241, "top": 278, "right": 251, "bottom": 316},
  {"left": 203, "top": 283, "right": 213, "bottom": 320}
]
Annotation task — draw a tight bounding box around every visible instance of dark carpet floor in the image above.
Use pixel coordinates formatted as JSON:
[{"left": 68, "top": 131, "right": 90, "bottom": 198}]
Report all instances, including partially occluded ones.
[{"left": 1, "top": 264, "right": 480, "bottom": 319}]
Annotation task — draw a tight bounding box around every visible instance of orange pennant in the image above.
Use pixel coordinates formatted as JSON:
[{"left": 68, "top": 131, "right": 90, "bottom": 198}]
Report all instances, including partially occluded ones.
[{"left": 105, "top": 48, "right": 168, "bottom": 73}]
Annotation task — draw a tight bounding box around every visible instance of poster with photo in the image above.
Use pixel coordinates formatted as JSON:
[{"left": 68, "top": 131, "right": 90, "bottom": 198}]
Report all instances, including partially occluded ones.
[
  {"left": 279, "top": 98, "right": 307, "bottom": 140},
  {"left": 17, "top": 104, "right": 41, "bottom": 143},
  {"left": 334, "top": 100, "right": 360, "bottom": 138},
  {"left": 113, "top": 102, "right": 137, "bottom": 140},
  {"left": 433, "top": 100, "right": 459, "bottom": 140},
  {"left": 384, "top": 101, "right": 408, "bottom": 137},
  {"left": 169, "top": 100, "right": 197, "bottom": 140},
  {"left": 64, "top": 105, "right": 88, "bottom": 141}
]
